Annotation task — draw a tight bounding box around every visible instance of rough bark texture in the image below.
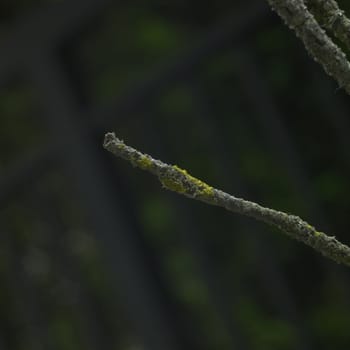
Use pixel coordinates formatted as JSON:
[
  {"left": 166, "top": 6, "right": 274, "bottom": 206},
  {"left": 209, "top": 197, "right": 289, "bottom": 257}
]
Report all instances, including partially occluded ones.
[
  {"left": 103, "top": 132, "right": 350, "bottom": 267},
  {"left": 307, "top": 0, "right": 350, "bottom": 51},
  {"left": 267, "top": 0, "right": 350, "bottom": 95}
]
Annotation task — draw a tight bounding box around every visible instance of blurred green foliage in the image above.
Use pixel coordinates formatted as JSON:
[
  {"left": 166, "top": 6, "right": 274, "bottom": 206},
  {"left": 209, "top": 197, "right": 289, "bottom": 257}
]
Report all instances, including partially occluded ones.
[
  {"left": 2, "top": 1, "right": 350, "bottom": 350},
  {"left": 0, "top": 84, "right": 46, "bottom": 166}
]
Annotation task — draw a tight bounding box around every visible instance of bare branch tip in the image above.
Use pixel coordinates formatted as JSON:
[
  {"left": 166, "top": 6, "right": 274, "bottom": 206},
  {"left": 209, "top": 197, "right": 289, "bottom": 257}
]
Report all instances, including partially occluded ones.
[{"left": 103, "top": 132, "right": 119, "bottom": 149}]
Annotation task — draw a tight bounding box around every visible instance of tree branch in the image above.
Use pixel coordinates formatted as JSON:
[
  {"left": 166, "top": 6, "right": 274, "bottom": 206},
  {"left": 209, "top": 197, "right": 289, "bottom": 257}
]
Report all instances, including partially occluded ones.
[
  {"left": 306, "top": 0, "right": 350, "bottom": 51},
  {"left": 266, "top": 0, "right": 350, "bottom": 95},
  {"left": 103, "top": 132, "right": 350, "bottom": 267}
]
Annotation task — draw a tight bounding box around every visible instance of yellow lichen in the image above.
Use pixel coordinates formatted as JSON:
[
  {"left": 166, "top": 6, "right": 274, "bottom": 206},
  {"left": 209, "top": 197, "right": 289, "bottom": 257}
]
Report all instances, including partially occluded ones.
[
  {"left": 130, "top": 154, "right": 153, "bottom": 169},
  {"left": 117, "top": 142, "right": 126, "bottom": 150},
  {"left": 137, "top": 155, "right": 153, "bottom": 170},
  {"left": 172, "top": 165, "right": 214, "bottom": 197},
  {"left": 306, "top": 224, "right": 321, "bottom": 237},
  {"left": 160, "top": 176, "right": 186, "bottom": 193},
  {"left": 158, "top": 165, "right": 214, "bottom": 197}
]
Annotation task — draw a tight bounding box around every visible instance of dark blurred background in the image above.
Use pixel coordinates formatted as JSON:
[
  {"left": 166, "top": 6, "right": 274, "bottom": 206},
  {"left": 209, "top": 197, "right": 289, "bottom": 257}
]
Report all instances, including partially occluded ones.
[{"left": 1, "top": 0, "right": 350, "bottom": 349}]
